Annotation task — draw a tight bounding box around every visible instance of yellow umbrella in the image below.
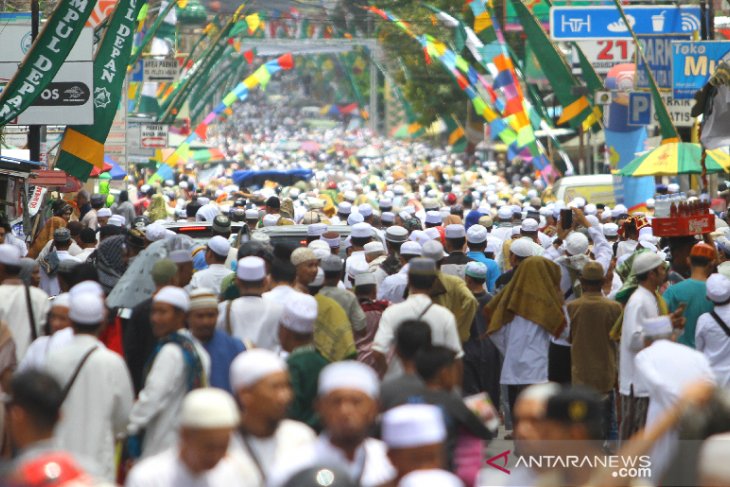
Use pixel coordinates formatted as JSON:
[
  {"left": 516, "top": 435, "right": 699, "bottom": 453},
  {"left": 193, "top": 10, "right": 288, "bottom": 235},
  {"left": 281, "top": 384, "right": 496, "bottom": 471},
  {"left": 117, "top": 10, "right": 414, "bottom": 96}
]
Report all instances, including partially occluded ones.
[{"left": 618, "top": 142, "right": 730, "bottom": 177}]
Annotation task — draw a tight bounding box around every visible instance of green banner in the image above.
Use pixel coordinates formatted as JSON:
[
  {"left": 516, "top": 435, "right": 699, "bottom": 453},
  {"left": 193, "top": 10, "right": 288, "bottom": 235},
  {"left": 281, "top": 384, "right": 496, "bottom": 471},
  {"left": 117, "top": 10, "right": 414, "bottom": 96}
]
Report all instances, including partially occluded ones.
[
  {"left": 128, "top": 0, "right": 178, "bottom": 68},
  {"left": 56, "top": 0, "right": 146, "bottom": 180},
  {"left": 0, "top": 0, "right": 98, "bottom": 125}
]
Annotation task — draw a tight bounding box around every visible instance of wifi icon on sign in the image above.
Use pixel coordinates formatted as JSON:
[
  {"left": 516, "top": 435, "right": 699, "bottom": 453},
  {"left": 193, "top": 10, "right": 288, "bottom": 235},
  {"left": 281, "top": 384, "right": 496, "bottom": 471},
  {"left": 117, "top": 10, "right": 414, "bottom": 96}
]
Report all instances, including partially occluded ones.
[{"left": 681, "top": 13, "right": 701, "bottom": 32}]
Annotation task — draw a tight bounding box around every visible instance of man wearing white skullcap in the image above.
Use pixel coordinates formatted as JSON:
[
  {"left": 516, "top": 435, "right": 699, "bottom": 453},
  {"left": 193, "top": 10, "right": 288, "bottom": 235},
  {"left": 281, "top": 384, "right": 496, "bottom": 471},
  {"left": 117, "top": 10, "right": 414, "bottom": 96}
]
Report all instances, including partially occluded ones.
[
  {"left": 695, "top": 273, "right": 730, "bottom": 387},
  {"left": 18, "top": 293, "right": 74, "bottom": 372},
  {"left": 346, "top": 223, "right": 372, "bottom": 282},
  {"left": 228, "top": 349, "right": 316, "bottom": 486},
  {"left": 635, "top": 315, "right": 715, "bottom": 481},
  {"left": 127, "top": 286, "right": 211, "bottom": 459},
  {"left": 382, "top": 404, "right": 447, "bottom": 482},
  {"left": 291, "top": 247, "right": 319, "bottom": 292},
  {"left": 45, "top": 290, "right": 133, "bottom": 480},
  {"left": 441, "top": 224, "right": 469, "bottom": 279},
  {"left": 127, "top": 388, "right": 249, "bottom": 487},
  {"left": 189, "top": 235, "right": 234, "bottom": 297},
  {"left": 270, "top": 361, "right": 396, "bottom": 487},
  {"left": 319, "top": 255, "right": 367, "bottom": 341},
  {"left": 218, "top": 256, "right": 283, "bottom": 351}
]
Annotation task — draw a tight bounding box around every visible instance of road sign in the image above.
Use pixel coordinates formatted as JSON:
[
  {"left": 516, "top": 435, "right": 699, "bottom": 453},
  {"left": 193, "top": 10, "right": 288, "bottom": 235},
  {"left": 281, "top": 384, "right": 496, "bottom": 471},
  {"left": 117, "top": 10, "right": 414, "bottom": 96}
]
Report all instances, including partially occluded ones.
[
  {"left": 572, "top": 40, "right": 635, "bottom": 74},
  {"left": 143, "top": 59, "right": 179, "bottom": 83},
  {"left": 550, "top": 5, "right": 701, "bottom": 40},
  {"left": 628, "top": 92, "right": 652, "bottom": 126},
  {"left": 140, "top": 124, "right": 169, "bottom": 149},
  {"left": 635, "top": 35, "right": 688, "bottom": 89},
  {"left": 672, "top": 41, "right": 730, "bottom": 99},
  {"left": 659, "top": 93, "right": 693, "bottom": 127}
]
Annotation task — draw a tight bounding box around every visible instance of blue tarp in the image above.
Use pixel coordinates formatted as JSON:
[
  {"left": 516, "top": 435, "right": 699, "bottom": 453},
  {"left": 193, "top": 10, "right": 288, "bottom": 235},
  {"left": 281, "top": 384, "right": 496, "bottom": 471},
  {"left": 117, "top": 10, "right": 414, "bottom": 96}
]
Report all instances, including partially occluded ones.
[
  {"left": 232, "top": 168, "right": 314, "bottom": 187},
  {"left": 104, "top": 156, "right": 127, "bottom": 180}
]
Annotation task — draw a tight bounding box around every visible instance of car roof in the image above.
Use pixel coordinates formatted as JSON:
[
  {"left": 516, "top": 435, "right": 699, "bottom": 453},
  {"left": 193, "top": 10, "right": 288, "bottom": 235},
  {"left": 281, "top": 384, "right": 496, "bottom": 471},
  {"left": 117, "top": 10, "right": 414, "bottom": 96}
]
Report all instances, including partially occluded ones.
[{"left": 253, "top": 224, "right": 352, "bottom": 236}]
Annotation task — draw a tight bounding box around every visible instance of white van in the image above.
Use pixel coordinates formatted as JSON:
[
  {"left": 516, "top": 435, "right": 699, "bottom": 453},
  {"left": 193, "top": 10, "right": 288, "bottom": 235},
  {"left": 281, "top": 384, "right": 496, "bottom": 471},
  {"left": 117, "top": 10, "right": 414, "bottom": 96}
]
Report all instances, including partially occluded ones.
[{"left": 552, "top": 174, "right": 616, "bottom": 205}]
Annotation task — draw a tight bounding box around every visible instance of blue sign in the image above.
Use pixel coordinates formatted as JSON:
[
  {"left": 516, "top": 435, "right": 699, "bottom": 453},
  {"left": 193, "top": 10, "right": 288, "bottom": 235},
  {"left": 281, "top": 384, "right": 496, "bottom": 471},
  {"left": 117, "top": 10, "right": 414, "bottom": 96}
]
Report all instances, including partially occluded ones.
[
  {"left": 672, "top": 41, "right": 730, "bottom": 99},
  {"left": 628, "top": 92, "right": 652, "bottom": 126},
  {"left": 636, "top": 35, "right": 688, "bottom": 89},
  {"left": 0, "top": 12, "right": 32, "bottom": 22},
  {"left": 131, "top": 60, "right": 144, "bottom": 83},
  {"left": 550, "top": 5, "right": 701, "bottom": 40}
]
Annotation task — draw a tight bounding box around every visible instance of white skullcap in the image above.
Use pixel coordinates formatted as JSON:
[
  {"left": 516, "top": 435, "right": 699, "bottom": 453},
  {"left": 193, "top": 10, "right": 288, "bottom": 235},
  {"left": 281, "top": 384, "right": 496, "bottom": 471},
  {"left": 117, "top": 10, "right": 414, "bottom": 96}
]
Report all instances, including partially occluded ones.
[
  {"left": 511, "top": 238, "right": 536, "bottom": 258},
  {"left": 521, "top": 218, "right": 539, "bottom": 233},
  {"left": 379, "top": 199, "right": 393, "bottom": 209},
  {"left": 347, "top": 259, "right": 370, "bottom": 279},
  {"left": 237, "top": 256, "right": 266, "bottom": 281},
  {"left": 154, "top": 286, "right": 190, "bottom": 312},
  {"left": 307, "top": 223, "right": 327, "bottom": 237},
  {"left": 706, "top": 273, "right": 730, "bottom": 303},
  {"left": 188, "top": 288, "right": 219, "bottom": 310},
  {"left": 643, "top": 315, "right": 672, "bottom": 337},
  {"left": 584, "top": 204, "right": 597, "bottom": 215},
  {"left": 145, "top": 222, "right": 166, "bottom": 242},
  {"left": 180, "top": 388, "right": 240, "bottom": 429},
  {"left": 400, "top": 241, "right": 422, "bottom": 256},
  {"left": 318, "top": 361, "right": 379, "bottom": 398},
  {"left": 425, "top": 211, "right": 442, "bottom": 225},
  {"left": 381, "top": 211, "right": 395, "bottom": 223},
  {"left": 263, "top": 214, "right": 280, "bottom": 227},
  {"left": 573, "top": 197, "right": 586, "bottom": 208},
  {"left": 0, "top": 244, "right": 20, "bottom": 266},
  {"left": 207, "top": 235, "right": 230, "bottom": 258},
  {"left": 465, "top": 261, "right": 487, "bottom": 280},
  {"left": 612, "top": 204, "right": 628, "bottom": 218},
  {"left": 351, "top": 222, "right": 372, "bottom": 238},
  {"left": 97, "top": 208, "right": 112, "bottom": 218},
  {"left": 179, "top": 181, "right": 189, "bottom": 190},
  {"left": 486, "top": 237, "right": 500, "bottom": 254},
  {"left": 291, "top": 247, "right": 318, "bottom": 266},
  {"left": 364, "top": 241, "right": 385, "bottom": 255},
  {"left": 424, "top": 227, "right": 440, "bottom": 241},
  {"left": 196, "top": 203, "right": 220, "bottom": 222},
  {"left": 699, "top": 432, "right": 730, "bottom": 480},
  {"left": 444, "top": 224, "right": 465, "bottom": 239},
  {"left": 52, "top": 293, "right": 70, "bottom": 308},
  {"left": 497, "top": 206, "right": 512, "bottom": 220},
  {"left": 308, "top": 240, "right": 331, "bottom": 260},
  {"left": 358, "top": 204, "right": 373, "bottom": 217},
  {"left": 382, "top": 404, "right": 447, "bottom": 448},
  {"left": 108, "top": 215, "right": 125, "bottom": 227},
  {"left": 337, "top": 202, "right": 352, "bottom": 214},
  {"left": 421, "top": 240, "right": 445, "bottom": 261},
  {"left": 245, "top": 208, "right": 260, "bottom": 219},
  {"left": 347, "top": 213, "right": 365, "bottom": 225},
  {"left": 169, "top": 249, "right": 193, "bottom": 263},
  {"left": 466, "top": 224, "right": 488, "bottom": 244},
  {"left": 667, "top": 183, "right": 680, "bottom": 193},
  {"left": 603, "top": 223, "right": 619, "bottom": 237},
  {"left": 632, "top": 252, "right": 665, "bottom": 275},
  {"left": 70, "top": 280, "right": 104, "bottom": 297},
  {"left": 399, "top": 210, "right": 411, "bottom": 222},
  {"left": 355, "top": 272, "right": 377, "bottom": 287},
  {"left": 565, "top": 232, "right": 589, "bottom": 256},
  {"left": 280, "top": 292, "right": 318, "bottom": 333},
  {"left": 69, "top": 291, "right": 106, "bottom": 325},
  {"left": 230, "top": 349, "right": 287, "bottom": 390}
]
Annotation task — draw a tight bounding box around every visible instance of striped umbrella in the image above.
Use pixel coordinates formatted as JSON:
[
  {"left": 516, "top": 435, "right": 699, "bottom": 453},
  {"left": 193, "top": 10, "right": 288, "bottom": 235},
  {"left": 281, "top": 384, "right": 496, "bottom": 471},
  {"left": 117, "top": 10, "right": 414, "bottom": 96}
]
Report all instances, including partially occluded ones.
[{"left": 618, "top": 142, "right": 730, "bottom": 177}]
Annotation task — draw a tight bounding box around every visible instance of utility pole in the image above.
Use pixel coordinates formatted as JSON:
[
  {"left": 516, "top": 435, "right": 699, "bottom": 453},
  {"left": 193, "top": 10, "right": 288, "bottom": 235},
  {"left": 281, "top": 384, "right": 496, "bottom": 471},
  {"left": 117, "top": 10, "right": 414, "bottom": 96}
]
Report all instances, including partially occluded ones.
[{"left": 28, "top": 0, "right": 41, "bottom": 163}]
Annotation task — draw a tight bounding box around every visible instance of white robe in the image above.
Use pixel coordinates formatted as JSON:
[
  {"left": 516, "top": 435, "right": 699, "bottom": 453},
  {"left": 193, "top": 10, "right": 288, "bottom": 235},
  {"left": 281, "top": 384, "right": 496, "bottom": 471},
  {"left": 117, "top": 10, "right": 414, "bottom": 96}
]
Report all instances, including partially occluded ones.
[
  {"left": 217, "top": 296, "right": 283, "bottom": 350},
  {"left": 619, "top": 286, "right": 660, "bottom": 397},
  {"left": 0, "top": 283, "right": 50, "bottom": 361}
]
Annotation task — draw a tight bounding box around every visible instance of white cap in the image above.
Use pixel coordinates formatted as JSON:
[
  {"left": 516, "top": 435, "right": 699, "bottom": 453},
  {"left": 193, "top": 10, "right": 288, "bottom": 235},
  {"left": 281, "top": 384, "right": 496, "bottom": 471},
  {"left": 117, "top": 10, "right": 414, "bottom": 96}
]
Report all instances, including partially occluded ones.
[
  {"left": 230, "top": 349, "right": 287, "bottom": 390},
  {"left": 97, "top": 208, "right": 112, "bottom": 218},
  {"left": 145, "top": 222, "right": 166, "bottom": 241},
  {"left": 400, "top": 241, "right": 422, "bottom": 256},
  {"left": 207, "top": 235, "right": 230, "bottom": 258},
  {"left": 421, "top": 240, "right": 445, "bottom": 261},
  {"left": 307, "top": 223, "right": 328, "bottom": 237},
  {"left": 381, "top": 211, "right": 395, "bottom": 223},
  {"left": 699, "top": 432, "right": 730, "bottom": 480},
  {"left": 359, "top": 204, "right": 373, "bottom": 217},
  {"left": 280, "top": 292, "right": 318, "bottom": 333},
  {"left": 444, "top": 224, "right": 465, "bottom": 239},
  {"left": 521, "top": 218, "right": 539, "bottom": 233},
  {"left": 399, "top": 210, "right": 412, "bottom": 222},
  {"left": 603, "top": 222, "right": 619, "bottom": 237},
  {"left": 465, "top": 261, "right": 487, "bottom": 280},
  {"left": 188, "top": 288, "right": 218, "bottom": 310},
  {"left": 565, "top": 232, "right": 589, "bottom": 256},
  {"left": 424, "top": 227, "right": 440, "bottom": 240},
  {"left": 351, "top": 222, "right": 372, "bottom": 239},
  {"left": 180, "top": 388, "right": 240, "bottom": 429},
  {"left": 632, "top": 252, "right": 665, "bottom": 275},
  {"left": 337, "top": 202, "right": 352, "bottom": 214},
  {"left": 108, "top": 215, "right": 125, "bottom": 227},
  {"left": 584, "top": 204, "right": 597, "bottom": 215},
  {"left": 245, "top": 208, "right": 260, "bottom": 220},
  {"left": 308, "top": 240, "right": 331, "bottom": 260},
  {"left": 466, "top": 224, "right": 488, "bottom": 244},
  {"left": 347, "top": 213, "right": 365, "bottom": 226},
  {"left": 169, "top": 249, "right": 193, "bottom": 263},
  {"left": 237, "top": 256, "right": 266, "bottom": 281},
  {"left": 69, "top": 292, "right": 106, "bottom": 325},
  {"left": 646, "top": 198, "right": 655, "bottom": 208},
  {"left": 511, "top": 226, "right": 522, "bottom": 237},
  {"left": 667, "top": 183, "right": 680, "bottom": 193},
  {"left": 425, "top": 211, "right": 442, "bottom": 225},
  {"left": 0, "top": 244, "right": 20, "bottom": 266},
  {"left": 154, "top": 286, "right": 190, "bottom": 312},
  {"left": 291, "top": 247, "right": 318, "bottom": 266},
  {"left": 497, "top": 206, "right": 512, "bottom": 220},
  {"left": 318, "top": 361, "right": 379, "bottom": 398},
  {"left": 612, "top": 204, "right": 628, "bottom": 218},
  {"left": 263, "top": 214, "right": 280, "bottom": 227},
  {"left": 347, "top": 259, "right": 370, "bottom": 280},
  {"left": 52, "top": 293, "right": 70, "bottom": 309},
  {"left": 707, "top": 273, "right": 730, "bottom": 303},
  {"left": 643, "top": 315, "right": 673, "bottom": 337},
  {"left": 511, "top": 238, "right": 536, "bottom": 258},
  {"left": 355, "top": 272, "right": 377, "bottom": 287},
  {"left": 399, "top": 470, "right": 462, "bottom": 487},
  {"left": 364, "top": 241, "right": 385, "bottom": 255},
  {"left": 382, "top": 404, "right": 446, "bottom": 448},
  {"left": 486, "top": 236, "right": 500, "bottom": 254}
]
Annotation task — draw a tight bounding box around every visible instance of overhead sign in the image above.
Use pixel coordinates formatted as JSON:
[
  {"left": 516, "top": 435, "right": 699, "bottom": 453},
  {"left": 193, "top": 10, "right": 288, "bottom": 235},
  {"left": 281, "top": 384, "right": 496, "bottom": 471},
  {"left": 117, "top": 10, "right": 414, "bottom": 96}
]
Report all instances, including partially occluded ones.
[
  {"left": 671, "top": 41, "right": 730, "bottom": 99},
  {"left": 140, "top": 124, "right": 169, "bottom": 148},
  {"left": 659, "top": 93, "right": 693, "bottom": 127},
  {"left": 635, "top": 35, "right": 688, "bottom": 90},
  {"left": 550, "top": 5, "right": 701, "bottom": 40},
  {"left": 143, "top": 59, "right": 179, "bottom": 82},
  {"left": 572, "top": 39, "right": 635, "bottom": 74},
  {"left": 628, "top": 92, "right": 652, "bottom": 126}
]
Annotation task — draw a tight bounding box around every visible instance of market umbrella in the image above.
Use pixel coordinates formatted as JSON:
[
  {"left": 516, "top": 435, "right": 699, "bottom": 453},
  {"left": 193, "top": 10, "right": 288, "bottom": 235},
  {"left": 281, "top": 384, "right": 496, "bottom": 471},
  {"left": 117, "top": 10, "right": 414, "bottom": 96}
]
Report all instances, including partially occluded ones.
[{"left": 618, "top": 142, "right": 730, "bottom": 177}]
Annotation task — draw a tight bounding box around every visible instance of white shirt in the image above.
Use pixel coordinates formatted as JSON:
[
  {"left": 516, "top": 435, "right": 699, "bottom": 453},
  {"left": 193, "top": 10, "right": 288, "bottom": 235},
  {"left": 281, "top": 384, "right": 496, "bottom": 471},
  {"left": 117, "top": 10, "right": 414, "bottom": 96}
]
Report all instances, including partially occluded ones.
[
  {"left": 635, "top": 340, "right": 715, "bottom": 481},
  {"left": 489, "top": 315, "right": 551, "bottom": 385},
  {"left": 18, "top": 327, "right": 74, "bottom": 372},
  {"left": 229, "top": 419, "right": 315, "bottom": 486},
  {"left": 127, "top": 329, "right": 211, "bottom": 458},
  {"left": 0, "top": 283, "right": 50, "bottom": 361},
  {"left": 491, "top": 225, "right": 513, "bottom": 243},
  {"left": 46, "top": 334, "right": 134, "bottom": 480},
  {"left": 695, "top": 304, "right": 730, "bottom": 388},
  {"left": 126, "top": 447, "right": 251, "bottom": 487},
  {"left": 217, "top": 296, "right": 283, "bottom": 350},
  {"left": 377, "top": 264, "right": 408, "bottom": 303},
  {"left": 189, "top": 264, "right": 234, "bottom": 295},
  {"left": 619, "top": 286, "right": 660, "bottom": 397},
  {"left": 372, "top": 294, "right": 463, "bottom": 358},
  {"left": 268, "top": 435, "right": 396, "bottom": 487},
  {"left": 74, "top": 247, "right": 96, "bottom": 263}
]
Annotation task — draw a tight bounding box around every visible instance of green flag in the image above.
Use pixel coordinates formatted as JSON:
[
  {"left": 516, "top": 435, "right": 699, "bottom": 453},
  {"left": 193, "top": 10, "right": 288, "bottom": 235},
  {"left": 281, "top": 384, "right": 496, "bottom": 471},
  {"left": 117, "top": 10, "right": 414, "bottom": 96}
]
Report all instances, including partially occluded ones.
[
  {"left": 56, "top": 0, "right": 146, "bottom": 180},
  {"left": 0, "top": 0, "right": 98, "bottom": 125}
]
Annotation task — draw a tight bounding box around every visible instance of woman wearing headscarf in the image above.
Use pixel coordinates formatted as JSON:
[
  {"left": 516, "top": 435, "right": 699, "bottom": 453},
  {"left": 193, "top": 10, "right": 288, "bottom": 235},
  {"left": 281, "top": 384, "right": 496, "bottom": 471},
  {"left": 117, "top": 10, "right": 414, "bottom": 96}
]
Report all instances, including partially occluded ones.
[
  {"left": 111, "top": 190, "right": 136, "bottom": 228},
  {"left": 484, "top": 256, "right": 567, "bottom": 414},
  {"left": 93, "top": 235, "right": 128, "bottom": 295},
  {"left": 28, "top": 199, "right": 73, "bottom": 258},
  {"left": 146, "top": 194, "right": 170, "bottom": 223}
]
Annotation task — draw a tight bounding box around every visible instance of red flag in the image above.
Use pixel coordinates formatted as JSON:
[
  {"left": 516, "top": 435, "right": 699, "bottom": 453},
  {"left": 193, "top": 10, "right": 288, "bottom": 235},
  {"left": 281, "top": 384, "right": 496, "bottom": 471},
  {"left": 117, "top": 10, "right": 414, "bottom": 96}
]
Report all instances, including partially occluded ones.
[
  {"left": 244, "top": 50, "right": 255, "bottom": 64},
  {"left": 278, "top": 53, "right": 294, "bottom": 70},
  {"left": 195, "top": 124, "right": 208, "bottom": 141}
]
